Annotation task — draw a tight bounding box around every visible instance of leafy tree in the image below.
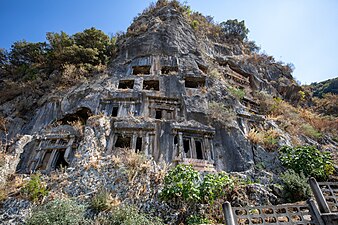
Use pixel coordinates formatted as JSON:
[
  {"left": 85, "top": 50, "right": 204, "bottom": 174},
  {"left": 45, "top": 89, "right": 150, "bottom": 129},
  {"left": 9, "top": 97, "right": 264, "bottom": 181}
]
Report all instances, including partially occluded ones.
[
  {"left": 46, "top": 31, "right": 74, "bottom": 69},
  {"left": 9, "top": 40, "right": 47, "bottom": 66},
  {"left": 73, "top": 27, "right": 112, "bottom": 65},
  {"left": 220, "top": 19, "right": 249, "bottom": 42}
]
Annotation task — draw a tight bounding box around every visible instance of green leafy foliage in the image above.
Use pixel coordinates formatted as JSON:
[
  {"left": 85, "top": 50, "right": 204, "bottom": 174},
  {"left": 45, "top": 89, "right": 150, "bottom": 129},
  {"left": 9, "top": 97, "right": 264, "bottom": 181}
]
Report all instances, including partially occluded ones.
[
  {"left": 106, "top": 205, "right": 164, "bottom": 225},
  {"left": 220, "top": 19, "right": 249, "bottom": 41},
  {"left": 26, "top": 199, "right": 86, "bottom": 225},
  {"left": 161, "top": 164, "right": 201, "bottom": 203},
  {"left": 21, "top": 173, "right": 48, "bottom": 203},
  {"left": 161, "top": 164, "right": 234, "bottom": 206},
  {"left": 200, "top": 172, "right": 233, "bottom": 204},
  {"left": 228, "top": 86, "right": 245, "bottom": 100},
  {"left": 186, "top": 214, "right": 213, "bottom": 225},
  {"left": 280, "top": 169, "right": 311, "bottom": 202},
  {"left": 279, "top": 145, "right": 334, "bottom": 180}
]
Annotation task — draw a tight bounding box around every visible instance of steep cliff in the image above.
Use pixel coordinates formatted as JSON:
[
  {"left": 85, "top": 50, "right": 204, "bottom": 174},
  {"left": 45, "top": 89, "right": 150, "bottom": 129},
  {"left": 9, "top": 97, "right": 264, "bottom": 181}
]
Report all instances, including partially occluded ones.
[{"left": 0, "top": 1, "right": 337, "bottom": 224}]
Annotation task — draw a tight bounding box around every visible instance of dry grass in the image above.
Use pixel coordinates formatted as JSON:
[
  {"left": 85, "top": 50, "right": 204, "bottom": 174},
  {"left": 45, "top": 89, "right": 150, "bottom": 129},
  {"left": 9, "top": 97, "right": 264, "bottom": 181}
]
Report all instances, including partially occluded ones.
[
  {"left": 208, "top": 101, "right": 236, "bottom": 125},
  {"left": 255, "top": 92, "right": 337, "bottom": 143},
  {"left": 0, "top": 175, "right": 25, "bottom": 201},
  {"left": 247, "top": 128, "right": 280, "bottom": 151}
]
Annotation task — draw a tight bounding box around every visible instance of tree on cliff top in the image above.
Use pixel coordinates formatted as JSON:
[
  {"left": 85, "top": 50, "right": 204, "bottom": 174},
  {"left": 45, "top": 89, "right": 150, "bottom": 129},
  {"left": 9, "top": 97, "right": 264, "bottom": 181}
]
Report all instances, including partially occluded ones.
[{"left": 220, "top": 19, "right": 249, "bottom": 42}]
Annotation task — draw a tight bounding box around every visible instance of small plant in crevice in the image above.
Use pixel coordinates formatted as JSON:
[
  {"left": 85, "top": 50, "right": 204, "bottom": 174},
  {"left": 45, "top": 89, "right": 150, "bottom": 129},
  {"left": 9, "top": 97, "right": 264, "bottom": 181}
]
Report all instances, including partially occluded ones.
[
  {"left": 90, "top": 189, "right": 114, "bottom": 212},
  {"left": 228, "top": 86, "right": 245, "bottom": 100},
  {"left": 21, "top": 173, "right": 48, "bottom": 203},
  {"left": 280, "top": 169, "right": 311, "bottom": 202}
]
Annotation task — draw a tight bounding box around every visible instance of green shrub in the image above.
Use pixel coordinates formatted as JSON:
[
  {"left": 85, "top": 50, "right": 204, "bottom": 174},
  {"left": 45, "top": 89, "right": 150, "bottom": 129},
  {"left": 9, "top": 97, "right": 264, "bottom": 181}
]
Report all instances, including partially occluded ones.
[
  {"left": 26, "top": 199, "right": 86, "bottom": 225},
  {"left": 280, "top": 169, "right": 311, "bottom": 202},
  {"left": 279, "top": 145, "right": 334, "bottom": 180},
  {"left": 228, "top": 86, "right": 245, "bottom": 100},
  {"left": 187, "top": 214, "right": 212, "bottom": 225},
  {"left": 90, "top": 189, "right": 112, "bottom": 212},
  {"left": 161, "top": 165, "right": 234, "bottom": 206},
  {"left": 160, "top": 164, "right": 201, "bottom": 203},
  {"left": 200, "top": 172, "right": 233, "bottom": 204},
  {"left": 21, "top": 173, "right": 48, "bottom": 202},
  {"left": 107, "top": 205, "right": 163, "bottom": 225},
  {"left": 191, "top": 20, "right": 199, "bottom": 30}
]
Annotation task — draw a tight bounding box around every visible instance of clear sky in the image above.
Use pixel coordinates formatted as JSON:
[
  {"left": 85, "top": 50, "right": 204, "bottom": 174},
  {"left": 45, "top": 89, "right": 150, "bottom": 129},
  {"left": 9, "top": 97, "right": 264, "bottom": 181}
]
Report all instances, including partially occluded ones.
[{"left": 1, "top": 0, "right": 337, "bottom": 84}]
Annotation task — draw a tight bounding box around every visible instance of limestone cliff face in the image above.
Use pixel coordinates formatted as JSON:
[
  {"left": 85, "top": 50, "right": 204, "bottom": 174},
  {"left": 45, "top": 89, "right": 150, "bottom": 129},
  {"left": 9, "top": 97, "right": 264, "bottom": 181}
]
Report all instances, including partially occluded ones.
[{"left": 4, "top": 4, "right": 299, "bottom": 176}]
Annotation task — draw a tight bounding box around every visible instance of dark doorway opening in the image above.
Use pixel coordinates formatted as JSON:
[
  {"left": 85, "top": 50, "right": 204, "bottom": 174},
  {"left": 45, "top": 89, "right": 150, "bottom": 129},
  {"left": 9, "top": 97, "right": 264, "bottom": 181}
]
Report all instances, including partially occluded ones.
[
  {"left": 183, "top": 139, "right": 190, "bottom": 154},
  {"left": 115, "top": 135, "right": 131, "bottom": 148},
  {"left": 112, "top": 107, "right": 119, "bottom": 117},
  {"left": 135, "top": 137, "right": 142, "bottom": 153},
  {"left": 174, "top": 135, "right": 178, "bottom": 145},
  {"left": 155, "top": 110, "right": 162, "bottom": 119},
  {"left": 55, "top": 150, "right": 68, "bottom": 169},
  {"left": 195, "top": 140, "right": 203, "bottom": 159},
  {"left": 58, "top": 107, "right": 92, "bottom": 125}
]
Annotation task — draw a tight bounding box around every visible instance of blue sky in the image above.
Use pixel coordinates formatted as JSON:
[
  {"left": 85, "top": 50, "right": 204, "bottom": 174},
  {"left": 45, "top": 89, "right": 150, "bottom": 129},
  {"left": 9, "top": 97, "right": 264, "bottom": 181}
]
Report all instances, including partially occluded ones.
[{"left": 1, "top": 0, "right": 337, "bottom": 84}]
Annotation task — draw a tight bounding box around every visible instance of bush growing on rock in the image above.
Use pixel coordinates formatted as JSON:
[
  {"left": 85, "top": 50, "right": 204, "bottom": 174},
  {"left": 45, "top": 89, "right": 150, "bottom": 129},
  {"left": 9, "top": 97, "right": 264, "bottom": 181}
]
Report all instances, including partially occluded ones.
[
  {"left": 160, "top": 164, "right": 201, "bottom": 204},
  {"left": 280, "top": 169, "right": 311, "bottom": 202},
  {"left": 26, "top": 198, "right": 86, "bottom": 225},
  {"left": 104, "top": 205, "right": 164, "bottom": 225},
  {"left": 279, "top": 145, "right": 334, "bottom": 180},
  {"left": 160, "top": 164, "right": 234, "bottom": 205},
  {"left": 200, "top": 172, "right": 234, "bottom": 204},
  {"left": 21, "top": 173, "right": 48, "bottom": 203}
]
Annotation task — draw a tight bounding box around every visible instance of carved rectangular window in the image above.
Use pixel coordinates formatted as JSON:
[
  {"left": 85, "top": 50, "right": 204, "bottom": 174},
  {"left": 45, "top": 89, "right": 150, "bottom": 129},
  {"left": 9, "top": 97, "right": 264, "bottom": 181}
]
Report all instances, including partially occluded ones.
[
  {"left": 118, "top": 80, "right": 134, "bottom": 89},
  {"left": 185, "top": 77, "right": 205, "bottom": 88},
  {"left": 161, "top": 66, "right": 178, "bottom": 75},
  {"left": 143, "top": 80, "right": 159, "bottom": 91},
  {"left": 132, "top": 66, "right": 151, "bottom": 75}
]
